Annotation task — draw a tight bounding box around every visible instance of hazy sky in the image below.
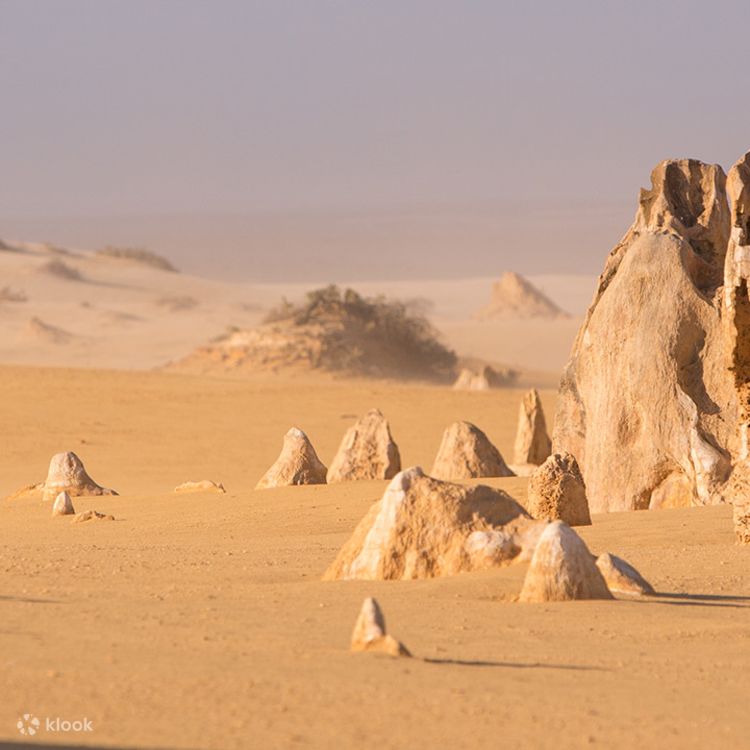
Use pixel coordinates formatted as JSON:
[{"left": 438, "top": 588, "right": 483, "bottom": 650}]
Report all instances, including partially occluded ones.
[{"left": 2, "top": 0, "right": 749, "bottom": 280}]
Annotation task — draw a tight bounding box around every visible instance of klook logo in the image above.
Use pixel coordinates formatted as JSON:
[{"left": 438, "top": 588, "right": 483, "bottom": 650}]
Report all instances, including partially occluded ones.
[
  {"left": 16, "top": 714, "right": 40, "bottom": 736},
  {"left": 16, "top": 714, "right": 94, "bottom": 736}
]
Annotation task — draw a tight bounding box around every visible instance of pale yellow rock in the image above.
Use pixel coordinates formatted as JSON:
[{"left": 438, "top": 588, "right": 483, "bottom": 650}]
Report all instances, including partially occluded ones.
[
  {"left": 513, "top": 388, "right": 551, "bottom": 466},
  {"left": 41, "top": 452, "right": 118, "bottom": 503},
  {"left": 595, "top": 553, "right": 654, "bottom": 596},
  {"left": 519, "top": 521, "right": 613, "bottom": 602},
  {"left": 474, "top": 271, "right": 570, "bottom": 320},
  {"left": 554, "top": 159, "right": 735, "bottom": 512},
  {"left": 452, "top": 365, "right": 518, "bottom": 391},
  {"left": 526, "top": 452, "right": 591, "bottom": 527},
  {"left": 72, "top": 510, "right": 115, "bottom": 524},
  {"left": 430, "top": 421, "right": 514, "bottom": 480},
  {"left": 174, "top": 480, "right": 226, "bottom": 494},
  {"left": 350, "top": 597, "right": 411, "bottom": 657},
  {"left": 256, "top": 428, "right": 327, "bottom": 489},
  {"left": 51, "top": 491, "right": 75, "bottom": 517},
  {"left": 324, "top": 467, "right": 535, "bottom": 581},
  {"left": 327, "top": 409, "right": 400, "bottom": 483}
]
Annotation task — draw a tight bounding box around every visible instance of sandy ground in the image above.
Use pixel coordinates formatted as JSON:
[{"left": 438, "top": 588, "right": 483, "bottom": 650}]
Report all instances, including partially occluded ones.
[
  {"left": 0, "top": 365, "right": 747, "bottom": 750},
  {"left": 0, "top": 242, "right": 593, "bottom": 376}
]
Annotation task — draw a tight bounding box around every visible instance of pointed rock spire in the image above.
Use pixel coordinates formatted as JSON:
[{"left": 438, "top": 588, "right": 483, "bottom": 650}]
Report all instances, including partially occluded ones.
[
  {"left": 327, "top": 409, "right": 401, "bottom": 483},
  {"left": 255, "top": 428, "right": 327, "bottom": 489},
  {"left": 350, "top": 597, "right": 411, "bottom": 657},
  {"left": 526, "top": 452, "right": 591, "bottom": 526},
  {"left": 51, "top": 491, "right": 75, "bottom": 517},
  {"left": 595, "top": 553, "right": 654, "bottom": 596},
  {"left": 513, "top": 389, "right": 552, "bottom": 466},
  {"left": 430, "top": 421, "right": 514, "bottom": 480},
  {"left": 42, "top": 452, "right": 117, "bottom": 503},
  {"left": 519, "top": 521, "right": 612, "bottom": 602}
]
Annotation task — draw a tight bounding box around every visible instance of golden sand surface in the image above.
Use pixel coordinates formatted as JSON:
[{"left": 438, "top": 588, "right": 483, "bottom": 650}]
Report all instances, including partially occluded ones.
[{"left": 0, "top": 365, "right": 747, "bottom": 749}]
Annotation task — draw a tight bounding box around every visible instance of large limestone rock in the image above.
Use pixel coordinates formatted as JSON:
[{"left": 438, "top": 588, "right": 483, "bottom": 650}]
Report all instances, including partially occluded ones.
[
  {"left": 41, "top": 452, "right": 117, "bottom": 503},
  {"left": 513, "top": 389, "right": 552, "bottom": 466},
  {"left": 350, "top": 598, "right": 411, "bottom": 657},
  {"left": 595, "top": 553, "right": 655, "bottom": 596},
  {"left": 519, "top": 521, "right": 613, "bottom": 602},
  {"left": 327, "top": 409, "right": 401, "bottom": 483},
  {"left": 256, "top": 428, "right": 327, "bottom": 489},
  {"left": 51, "top": 491, "right": 75, "bottom": 517},
  {"left": 430, "top": 421, "right": 514, "bottom": 480},
  {"left": 474, "top": 271, "right": 570, "bottom": 320},
  {"left": 526, "top": 452, "right": 591, "bottom": 526},
  {"left": 723, "top": 154, "right": 750, "bottom": 543},
  {"left": 323, "top": 467, "right": 537, "bottom": 580},
  {"left": 554, "top": 159, "right": 736, "bottom": 512}
]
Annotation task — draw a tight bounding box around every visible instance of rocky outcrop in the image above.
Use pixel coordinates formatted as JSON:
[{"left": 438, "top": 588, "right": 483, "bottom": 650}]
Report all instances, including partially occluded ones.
[
  {"left": 41, "top": 452, "right": 117, "bottom": 503},
  {"left": 430, "top": 421, "right": 514, "bottom": 480},
  {"left": 51, "top": 491, "right": 75, "bottom": 517},
  {"left": 513, "top": 389, "right": 552, "bottom": 466},
  {"left": 554, "top": 158, "right": 736, "bottom": 512},
  {"left": 327, "top": 409, "right": 401, "bottom": 483},
  {"left": 72, "top": 510, "right": 115, "bottom": 524},
  {"left": 452, "top": 365, "right": 519, "bottom": 391},
  {"left": 526, "top": 452, "right": 591, "bottom": 526},
  {"left": 519, "top": 521, "right": 613, "bottom": 602},
  {"left": 595, "top": 553, "right": 655, "bottom": 596},
  {"left": 256, "top": 428, "right": 327, "bottom": 489},
  {"left": 474, "top": 271, "right": 570, "bottom": 320},
  {"left": 350, "top": 598, "right": 411, "bottom": 657},
  {"left": 323, "top": 467, "right": 536, "bottom": 581},
  {"left": 174, "top": 480, "right": 226, "bottom": 494}
]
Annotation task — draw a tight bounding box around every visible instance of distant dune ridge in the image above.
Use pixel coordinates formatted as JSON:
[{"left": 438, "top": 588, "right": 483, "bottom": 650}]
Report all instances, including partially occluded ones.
[{"left": 474, "top": 271, "right": 571, "bottom": 320}]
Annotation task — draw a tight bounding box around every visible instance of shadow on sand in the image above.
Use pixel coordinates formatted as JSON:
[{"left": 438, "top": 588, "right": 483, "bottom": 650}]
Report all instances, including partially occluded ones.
[{"left": 423, "top": 658, "right": 608, "bottom": 670}]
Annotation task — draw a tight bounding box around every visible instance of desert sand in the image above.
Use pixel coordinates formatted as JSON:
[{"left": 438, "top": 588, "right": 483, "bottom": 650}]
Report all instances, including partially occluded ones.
[{"left": 0, "top": 365, "right": 747, "bottom": 749}]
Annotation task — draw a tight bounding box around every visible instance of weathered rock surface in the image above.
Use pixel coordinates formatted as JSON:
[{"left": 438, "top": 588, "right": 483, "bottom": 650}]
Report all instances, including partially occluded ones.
[
  {"left": 554, "top": 158, "right": 736, "bottom": 512},
  {"left": 513, "top": 388, "right": 552, "bottom": 466},
  {"left": 324, "top": 467, "right": 536, "bottom": 580},
  {"left": 41, "top": 452, "right": 118, "bottom": 503},
  {"left": 430, "top": 421, "right": 514, "bottom": 480},
  {"left": 256, "top": 428, "right": 327, "bottom": 489},
  {"left": 452, "top": 365, "right": 518, "bottom": 391},
  {"left": 174, "top": 480, "right": 226, "bottom": 494},
  {"left": 474, "top": 271, "right": 570, "bottom": 320},
  {"left": 51, "top": 491, "right": 75, "bottom": 517},
  {"left": 595, "top": 553, "right": 655, "bottom": 596},
  {"left": 72, "top": 510, "right": 115, "bottom": 524},
  {"left": 350, "top": 597, "right": 411, "bottom": 657},
  {"left": 526, "top": 452, "right": 591, "bottom": 527},
  {"left": 519, "top": 521, "right": 613, "bottom": 602},
  {"left": 327, "top": 409, "right": 401, "bottom": 483}
]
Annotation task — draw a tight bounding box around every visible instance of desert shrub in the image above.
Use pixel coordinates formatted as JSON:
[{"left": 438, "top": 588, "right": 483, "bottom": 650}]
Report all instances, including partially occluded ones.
[
  {"left": 96, "top": 246, "right": 178, "bottom": 272},
  {"left": 40, "top": 258, "right": 83, "bottom": 281}
]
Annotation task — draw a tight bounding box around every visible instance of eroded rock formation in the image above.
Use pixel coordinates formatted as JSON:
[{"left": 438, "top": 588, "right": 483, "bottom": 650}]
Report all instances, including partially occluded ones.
[
  {"left": 513, "top": 389, "right": 552, "bottom": 466},
  {"left": 256, "top": 428, "right": 327, "bottom": 489},
  {"left": 174, "top": 480, "right": 226, "bottom": 494},
  {"left": 350, "top": 598, "right": 411, "bottom": 657},
  {"left": 51, "top": 491, "right": 75, "bottom": 517},
  {"left": 595, "top": 553, "right": 655, "bottom": 596},
  {"left": 430, "top": 421, "right": 514, "bottom": 480},
  {"left": 327, "top": 409, "right": 401, "bottom": 483},
  {"left": 526, "top": 452, "right": 591, "bottom": 526},
  {"left": 323, "top": 467, "right": 536, "bottom": 580},
  {"left": 39, "top": 452, "right": 117, "bottom": 503},
  {"left": 474, "top": 271, "right": 570, "bottom": 320}
]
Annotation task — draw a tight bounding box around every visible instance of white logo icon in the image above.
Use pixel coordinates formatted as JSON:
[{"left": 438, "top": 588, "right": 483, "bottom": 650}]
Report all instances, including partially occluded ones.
[{"left": 17, "top": 714, "right": 40, "bottom": 736}]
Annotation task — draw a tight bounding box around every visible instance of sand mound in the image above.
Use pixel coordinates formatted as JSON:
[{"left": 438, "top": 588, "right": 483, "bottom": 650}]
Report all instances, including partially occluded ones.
[
  {"left": 256, "top": 428, "right": 327, "bottom": 489},
  {"left": 25, "top": 317, "right": 76, "bottom": 345},
  {"left": 430, "top": 421, "right": 514, "bottom": 480},
  {"left": 327, "top": 409, "right": 401, "bottom": 483},
  {"left": 526, "top": 452, "right": 591, "bottom": 527},
  {"left": 323, "top": 467, "right": 536, "bottom": 581},
  {"left": 474, "top": 271, "right": 570, "bottom": 321},
  {"left": 38, "top": 258, "right": 84, "bottom": 281},
  {"left": 350, "top": 598, "right": 411, "bottom": 657},
  {"left": 171, "top": 285, "right": 457, "bottom": 381},
  {"left": 513, "top": 388, "right": 552, "bottom": 466},
  {"left": 519, "top": 521, "right": 613, "bottom": 602}
]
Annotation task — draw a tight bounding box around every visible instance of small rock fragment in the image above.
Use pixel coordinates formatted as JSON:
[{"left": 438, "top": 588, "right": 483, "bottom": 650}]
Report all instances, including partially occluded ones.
[{"left": 350, "top": 597, "right": 411, "bottom": 657}]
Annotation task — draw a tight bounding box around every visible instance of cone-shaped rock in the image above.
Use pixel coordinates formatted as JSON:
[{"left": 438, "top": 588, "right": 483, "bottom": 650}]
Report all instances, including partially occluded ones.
[
  {"left": 723, "top": 153, "right": 750, "bottom": 544},
  {"left": 526, "top": 452, "right": 591, "bottom": 527},
  {"left": 595, "top": 553, "right": 654, "bottom": 596},
  {"left": 42, "top": 452, "right": 117, "bottom": 503},
  {"left": 51, "top": 491, "right": 75, "bottom": 517},
  {"left": 519, "top": 521, "right": 613, "bottom": 602},
  {"left": 256, "top": 428, "right": 327, "bottom": 489},
  {"left": 350, "top": 597, "right": 411, "bottom": 657},
  {"left": 513, "top": 389, "right": 552, "bottom": 466},
  {"left": 174, "top": 480, "right": 226, "bottom": 494},
  {"left": 430, "top": 421, "right": 514, "bottom": 480},
  {"left": 327, "top": 409, "right": 401, "bottom": 483},
  {"left": 324, "top": 467, "right": 536, "bottom": 580},
  {"left": 553, "top": 159, "right": 736, "bottom": 512}
]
